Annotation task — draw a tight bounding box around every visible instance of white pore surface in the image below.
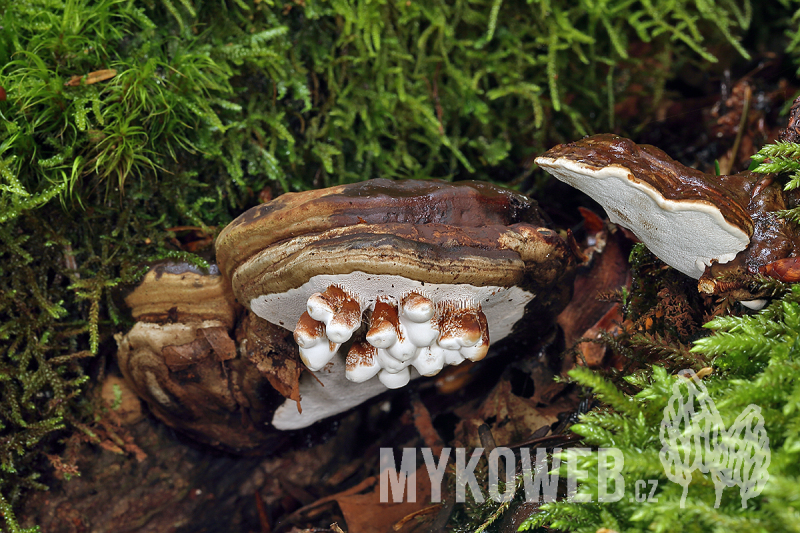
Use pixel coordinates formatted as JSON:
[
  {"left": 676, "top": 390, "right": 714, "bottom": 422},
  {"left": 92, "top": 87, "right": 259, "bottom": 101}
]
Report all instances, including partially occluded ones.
[
  {"left": 260, "top": 271, "right": 535, "bottom": 429},
  {"left": 538, "top": 158, "right": 750, "bottom": 279},
  {"left": 272, "top": 353, "right": 421, "bottom": 430},
  {"left": 251, "top": 271, "right": 535, "bottom": 340}
]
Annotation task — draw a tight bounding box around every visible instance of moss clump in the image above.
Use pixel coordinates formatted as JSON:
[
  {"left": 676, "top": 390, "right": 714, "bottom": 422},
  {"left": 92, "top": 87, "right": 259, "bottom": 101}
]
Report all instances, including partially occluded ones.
[{"left": 2, "top": 0, "right": 761, "bottom": 215}]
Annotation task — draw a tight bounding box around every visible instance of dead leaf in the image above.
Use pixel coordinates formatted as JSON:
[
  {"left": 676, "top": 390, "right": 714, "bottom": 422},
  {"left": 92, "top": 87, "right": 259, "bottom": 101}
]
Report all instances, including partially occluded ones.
[
  {"left": 456, "top": 380, "right": 559, "bottom": 448},
  {"left": 335, "top": 466, "right": 432, "bottom": 533},
  {"left": 576, "top": 303, "right": 623, "bottom": 368},
  {"left": 162, "top": 326, "right": 237, "bottom": 370},
  {"left": 64, "top": 68, "right": 117, "bottom": 87},
  {"left": 242, "top": 312, "right": 303, "bottom": 406},
  {"left": 558, "top": 226, "right": 631, "bottom": 374},
  {"left": 162, "top": 336, "right": 212, "bottom": 371},
  {"left": 199, "top": 326, "right": 237, "bottom": 361}
]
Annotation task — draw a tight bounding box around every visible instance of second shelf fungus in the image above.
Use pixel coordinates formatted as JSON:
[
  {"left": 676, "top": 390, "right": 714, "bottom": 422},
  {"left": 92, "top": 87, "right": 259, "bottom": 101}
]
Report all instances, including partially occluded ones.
[
  {"left": 537, "top": 134, "right": 800, "bottom": 307},
  {"left": 216, "top": 178, "right": 579, "bottom": 429},
  {"left": 115, "top": 263, "right": 291, "bottom": 452}
]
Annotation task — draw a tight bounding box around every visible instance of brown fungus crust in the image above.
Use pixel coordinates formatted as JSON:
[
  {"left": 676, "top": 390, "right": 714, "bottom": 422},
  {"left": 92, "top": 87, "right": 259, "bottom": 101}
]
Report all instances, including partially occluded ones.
[{"left": 216, "top": 178, "right": 576, "bottom": 307}]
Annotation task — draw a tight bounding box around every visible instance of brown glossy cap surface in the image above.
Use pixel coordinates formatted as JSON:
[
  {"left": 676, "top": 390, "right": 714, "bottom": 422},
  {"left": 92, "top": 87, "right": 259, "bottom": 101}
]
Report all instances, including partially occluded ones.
[{"left": 215, "top": 179, "right": 575, "bottom": 305}]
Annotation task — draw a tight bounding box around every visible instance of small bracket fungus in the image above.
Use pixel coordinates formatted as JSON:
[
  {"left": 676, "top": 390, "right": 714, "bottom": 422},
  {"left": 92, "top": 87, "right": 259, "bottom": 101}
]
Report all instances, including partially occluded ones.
[
  {"left": 116, "top": 263, "right": 289, "bottom": 452},
  {"left": 216, "top": 179, "right": 578, "bottom": 429},
  {"left": 537, "top": 134, "right": 800, "bottom": 306},
  {"left": 536, "top": 134, "right": 753, "bottom": 279}
]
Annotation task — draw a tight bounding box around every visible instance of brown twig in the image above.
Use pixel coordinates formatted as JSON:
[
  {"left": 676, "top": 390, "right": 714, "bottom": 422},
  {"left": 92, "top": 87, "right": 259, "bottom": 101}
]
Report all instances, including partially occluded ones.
[
  {"left": 719, "top": 83, "right": 752, "bottom": 175},
  {"left": 255, "top": 490, "right": 272, "bottom": 533},
  {"left": 274, "top": 476, "right": 377, "bottom": 532},
  {"left": 393, "top": 504, "right": 442, "bottom": 531},
  {"left": 411, "top": 394, "right": 445, "bottom": 455}
]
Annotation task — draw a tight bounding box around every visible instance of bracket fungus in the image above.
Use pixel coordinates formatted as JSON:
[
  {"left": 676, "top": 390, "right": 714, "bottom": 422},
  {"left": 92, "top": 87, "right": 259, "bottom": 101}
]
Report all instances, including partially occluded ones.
[
  {"left": 115, "top": 263, "right": 289, "bottom": 452},
  {"left": 116, "top": 181, "right": 578, "bottom": 438},
  {"left": 215, "top": 178, "right": 578, "bottom": 429},
  {"left": 536, "top": 134, "right": 800, "bottom": 306}
]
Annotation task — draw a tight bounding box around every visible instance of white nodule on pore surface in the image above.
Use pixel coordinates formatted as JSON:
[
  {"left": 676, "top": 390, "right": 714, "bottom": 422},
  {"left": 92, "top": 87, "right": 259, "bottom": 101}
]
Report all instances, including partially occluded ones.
[
  {"left": 411, "top": 346, "right": 445, "bottom": 377},
  {"left": 385, "top": 332, "right": 419, "bottom": 362},
  {"left": 438, "top": 307, "right": 484, "bottom": 348},
  {"left": 307, "top": 293, "right": 334, "bottom": 323},
  {"left": 740, "top": 299, "right": 768, "bottom": 311},
  {"left": 299, "top": 339, "right": 340, "bottom": 371},
  {"left": 402, "top": 293, "right": 435, "bottom": 322},
  {"left": 251, "top": 271, "right": 534, "bottom": 388},
  {"left": 379, "top": 367, "right": 411, "bottom": 389},
  {"left": 399, "top": 295, "right": 439, "bottom": 347},
  {"left": 294, "top": 330, "right": 321, "bottom": 349},
  {"left": 345, "top": 342, "right": 382, "bottom": 383},
  {"left": 306, "top": 287, "right": 362, "bottom": 344},
  {"left": 365, "top": 299, "right": 399, "bottom": 348},
  {"left": 376, "top": 347, "right": 411, "bottom": 373},
  {"left": 293, "top": 312, "right": 324, "bottom": 349},
  {"left": 365, "top": 326, "right": 396, "bottom": 348},
  {"left": 536, "top": 158, "right": 750, "bottom": 279},
  {"left": 460, "top": 339, "right": 489, "bottom": 362},
  {"left": 326, "top": 299, "right": 362, "bottom": 343},
  {"left": 444, "top": 347, "right": 465, "bottom": 366}
]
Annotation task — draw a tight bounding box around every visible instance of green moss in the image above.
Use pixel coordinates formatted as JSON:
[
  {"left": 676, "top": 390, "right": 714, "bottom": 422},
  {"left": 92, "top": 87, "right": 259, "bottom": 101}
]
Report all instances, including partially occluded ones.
[{"left": 1, "top": 0, "right": 762, "bottom": 214}]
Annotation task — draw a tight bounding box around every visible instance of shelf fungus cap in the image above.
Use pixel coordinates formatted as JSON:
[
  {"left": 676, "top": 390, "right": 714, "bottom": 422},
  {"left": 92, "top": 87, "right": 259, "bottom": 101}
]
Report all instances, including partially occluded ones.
[
  {"left": 124, "top": 262, "right": 239, "bottom": 329},
  {"left": 116, "top": 263, "right": 289, "bottom": 452},
  {"left": 536, "top": 134, "right": 753, "bottom": 279},
  {"left": 216, "top": 179, "right": 577, "bottom": 427}
]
